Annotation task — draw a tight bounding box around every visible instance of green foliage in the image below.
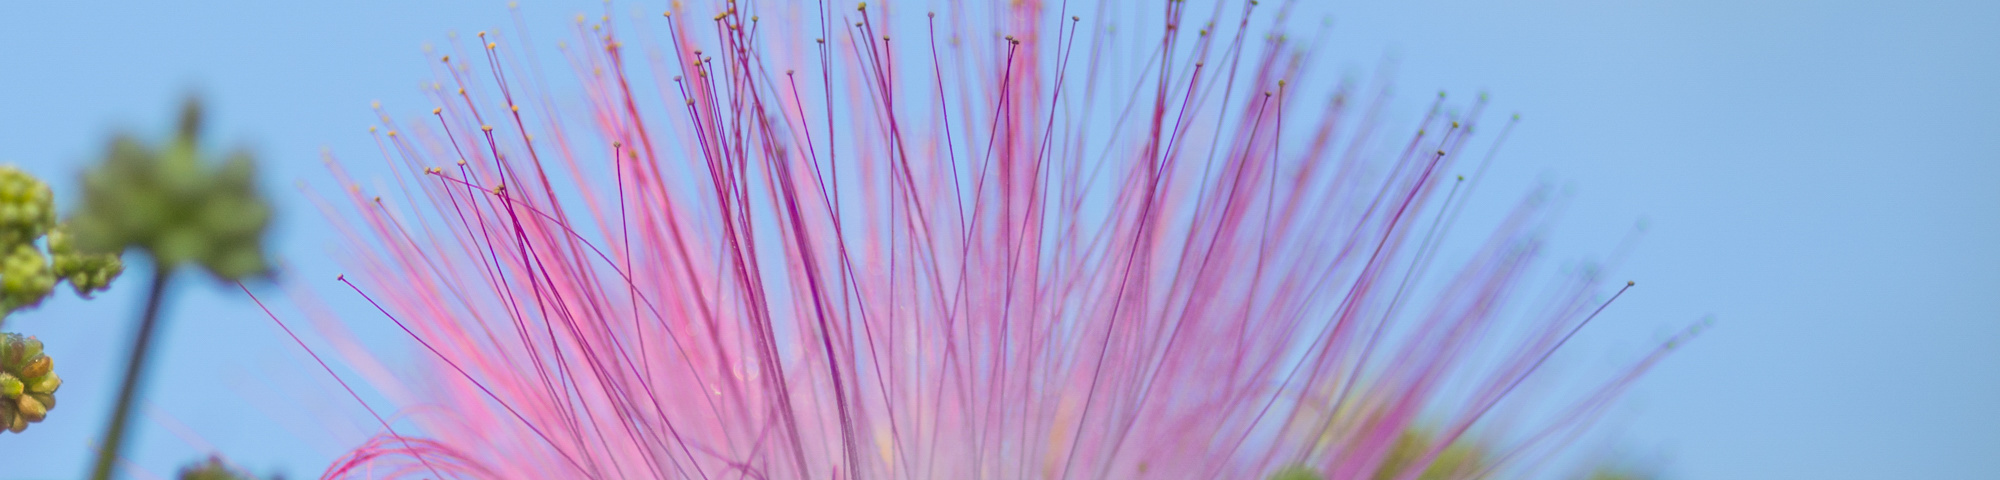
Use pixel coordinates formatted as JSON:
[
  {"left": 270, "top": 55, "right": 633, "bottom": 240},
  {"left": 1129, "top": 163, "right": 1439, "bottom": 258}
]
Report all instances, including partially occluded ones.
[
  {"left": 67, "top": 97, "right": 271, "bottom": 281},
  {"left": 0, "top": 333, "right": 60, "bottom": 433}
]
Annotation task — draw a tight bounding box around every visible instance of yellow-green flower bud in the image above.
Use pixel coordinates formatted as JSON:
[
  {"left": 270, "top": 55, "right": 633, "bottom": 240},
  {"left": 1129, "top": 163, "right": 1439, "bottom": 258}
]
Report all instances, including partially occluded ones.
[
  {"left": 0, "top": 373, "right": 19, "bottom": 398},
  {"left": 68, "top": 97, "right": 272, "bottom": 281},
  {"left": 48, "top": 224, "right": 123, "bottom": 297},
  {"left": 0, "top": 333, "right": 34, "bottom": 370},
  {"left": 2, "top": 401, "right": 22, "bottom": 433},
  {"left": 0, "top": 244, "right": 55, "bottom": 314},
  {"left": 0, "top": 166, "right": 55, "bottom": 248},
  {"left": 15, "top": 393, "right": 44, "bottom": 422},
  {"left": 25, "top": 372, "right": 57, "bottom": 394},
  {"left": 0, "top": 333, "right": 57, "bottom": 433},
  {"left": 19, "top": 356, "right": 48, "bottom": 380}
]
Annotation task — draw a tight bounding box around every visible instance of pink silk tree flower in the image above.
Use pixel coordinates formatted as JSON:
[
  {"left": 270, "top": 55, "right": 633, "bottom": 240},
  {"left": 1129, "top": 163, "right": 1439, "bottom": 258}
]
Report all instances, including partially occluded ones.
[{"left": 281, "top": 1, "right": 1698, "bottom": 479}]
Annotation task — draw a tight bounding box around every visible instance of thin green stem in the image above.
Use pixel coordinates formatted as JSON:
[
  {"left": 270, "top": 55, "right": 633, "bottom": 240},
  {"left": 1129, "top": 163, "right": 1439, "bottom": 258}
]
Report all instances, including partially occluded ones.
[{"left": 88, "top": 266, "right": 171, "bottom": 480}]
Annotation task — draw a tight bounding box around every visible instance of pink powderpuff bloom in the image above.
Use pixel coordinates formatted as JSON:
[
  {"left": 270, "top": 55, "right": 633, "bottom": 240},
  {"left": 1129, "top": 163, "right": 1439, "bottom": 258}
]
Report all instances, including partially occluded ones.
[{"left": 272, "top": 0, "right": 1697, "bottom": 478}]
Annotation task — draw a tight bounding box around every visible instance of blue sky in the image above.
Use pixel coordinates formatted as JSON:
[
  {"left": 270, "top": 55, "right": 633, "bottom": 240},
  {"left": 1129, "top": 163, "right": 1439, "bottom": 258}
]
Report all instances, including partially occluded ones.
[{"left": 1, "top": 1, "right": 1995, "bottom": 479}]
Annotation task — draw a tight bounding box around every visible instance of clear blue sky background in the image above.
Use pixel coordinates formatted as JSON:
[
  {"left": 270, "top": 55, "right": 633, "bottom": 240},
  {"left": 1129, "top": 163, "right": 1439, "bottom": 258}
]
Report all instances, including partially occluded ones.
[{"left": 1, "top": 1, "right": 1994, "bottom": 479}]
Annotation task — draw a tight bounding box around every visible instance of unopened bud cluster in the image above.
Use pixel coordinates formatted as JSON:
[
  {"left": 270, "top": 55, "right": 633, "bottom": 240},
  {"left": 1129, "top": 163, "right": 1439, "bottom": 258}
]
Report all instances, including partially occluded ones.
[
  {"left": 0, "top": 167, "right": 57, "bottom": 315},
  {"left": 0, "top": 167, "right": 55, "bottom": 247},
  {"left": 67, "top": 99, "right": 271, "bottom": 281},
  {"left": 0, "top": 333, "right": 59, "bottom": 433},
  {"left": 0, "top": 244, "right": 53, "bottom": 313},
  {"left": 0, "top": 167, "right": 123, "bottom": 320},
  {"left": 0, "top": 142, "right": 128, "bottom": 436},
  {"left": 49, "top": 225, "right": 123, "bottom": 296}
]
